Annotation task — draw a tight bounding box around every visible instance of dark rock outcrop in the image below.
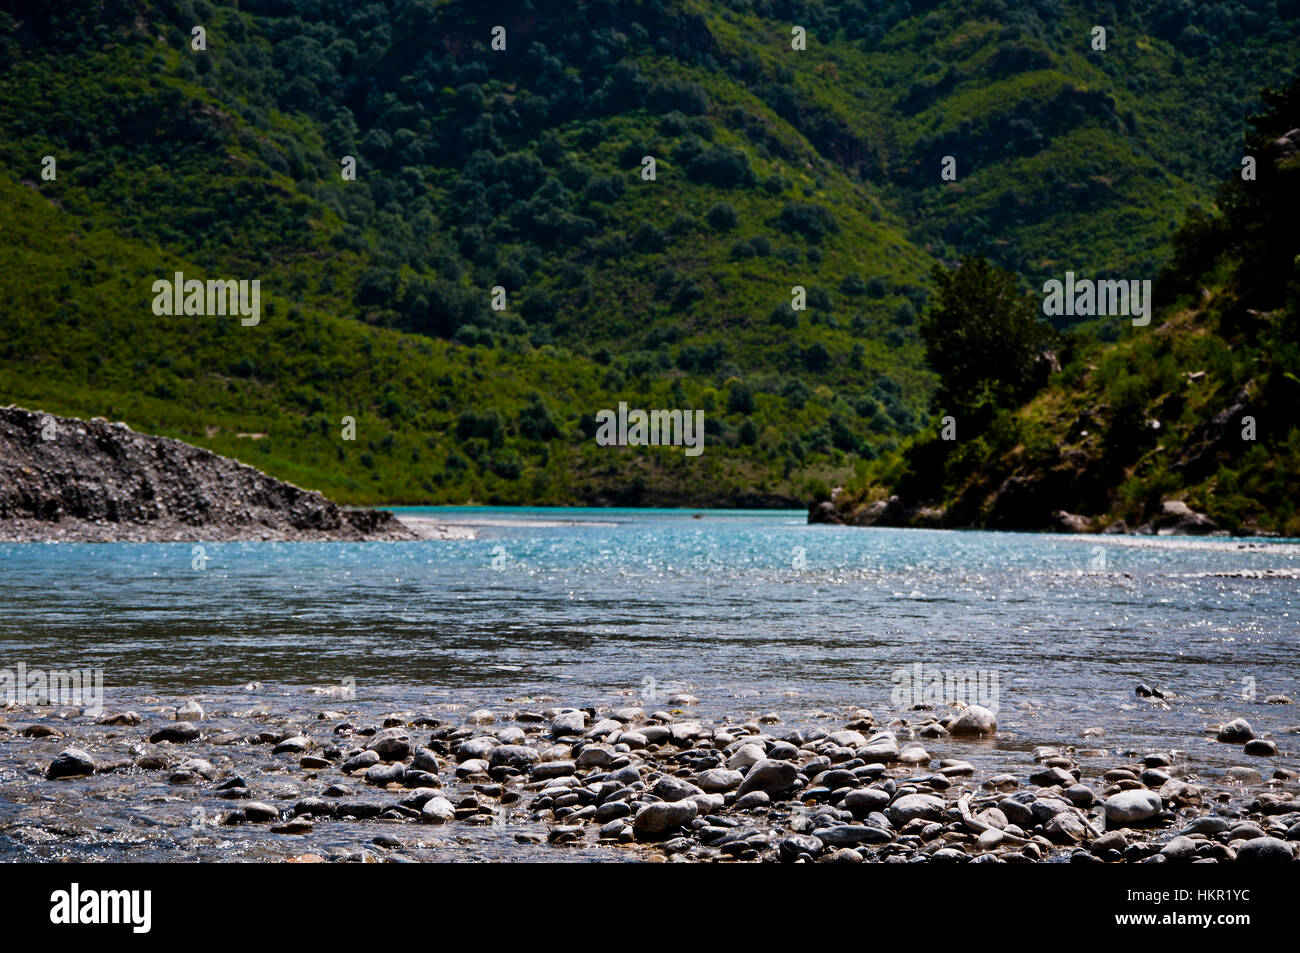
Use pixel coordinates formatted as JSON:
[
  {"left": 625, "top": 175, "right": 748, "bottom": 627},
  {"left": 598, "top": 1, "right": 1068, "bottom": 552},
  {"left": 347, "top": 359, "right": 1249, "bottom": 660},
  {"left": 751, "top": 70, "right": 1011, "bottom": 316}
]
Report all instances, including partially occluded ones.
[{"left": 0, "top": 405, "right": 415, "bottom": 541}]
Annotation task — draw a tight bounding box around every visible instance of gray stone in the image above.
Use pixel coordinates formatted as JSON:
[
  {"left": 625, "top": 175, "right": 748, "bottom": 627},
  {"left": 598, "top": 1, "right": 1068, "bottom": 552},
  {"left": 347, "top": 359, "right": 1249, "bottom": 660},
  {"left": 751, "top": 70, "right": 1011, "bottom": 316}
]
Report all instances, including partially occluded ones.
[
  {"left": 735, "top": 759, "right": 800, "bottom": 799},
  {"left": 364, "top": 727, "right": 411, "bottom": 761},
  {"left": 1235, "top": 836, "right": 1294, "bottom": 864},
  {"left": 886, "top": 793, "right": 945, "bottom": 826},
  {"left": 149, "top": 723, "right": 199, "bottom": 744},
  {"left": 488, "top": 744, "right": 540, "bottom": 770},
  {"left": 695, "top": 768, "right": 743, "bottom": 792},
  {"left": 420, "top": 796, "right": 456, "bottom": 824},
  {"left": 948, "top": 705, "right": 997, "bottom": 736},
  {"left": 814, "top": 824, "right": 894, "bottom": 847},
  {"left": 652, "top": 775, "right": 705, "bottom": 802},
  {"left": 1104, "top": 789, "right": 1162, "bottom": 824},
  {"left": 46, "top": 748, "right": 95, "bottom": 779},
  {"left": 633, "top": 800, "right": 698, "bottom": 836},
  {"left": 1216, "top": 718, "right": 1254, "bottom": 743}
]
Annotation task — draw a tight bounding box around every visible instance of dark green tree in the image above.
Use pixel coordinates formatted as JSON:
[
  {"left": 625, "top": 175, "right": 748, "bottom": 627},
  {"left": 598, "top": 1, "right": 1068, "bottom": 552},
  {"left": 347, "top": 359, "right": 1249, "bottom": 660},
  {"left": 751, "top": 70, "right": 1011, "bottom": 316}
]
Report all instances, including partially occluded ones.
[{"left": 920, "top": 257, "right": 1053, "bottom": 418}]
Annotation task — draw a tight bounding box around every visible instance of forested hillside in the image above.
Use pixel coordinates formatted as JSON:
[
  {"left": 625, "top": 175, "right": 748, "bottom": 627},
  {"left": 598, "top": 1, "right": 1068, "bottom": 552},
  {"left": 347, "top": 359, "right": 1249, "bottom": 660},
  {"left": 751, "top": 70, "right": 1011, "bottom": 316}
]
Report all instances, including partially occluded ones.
[{"left": 1, "top": 1, "right": 1297, "bottom": 505}]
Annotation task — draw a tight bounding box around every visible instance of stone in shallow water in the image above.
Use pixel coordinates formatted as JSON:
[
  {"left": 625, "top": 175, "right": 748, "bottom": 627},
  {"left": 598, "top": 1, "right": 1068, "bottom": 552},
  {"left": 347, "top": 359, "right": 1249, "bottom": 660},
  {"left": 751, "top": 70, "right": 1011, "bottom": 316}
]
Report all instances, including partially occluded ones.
[
  {"left": 947, "top": 706, "right": 997, "bottom": 736},
  {"left": 489, "top": 744, "right": 540, "bottom": 771},
  {"left": 420, "top": 796, "right": 455, "bottom": 824},
  {"left": 46, "top": 748, "right": 95, "bottom": 779},
  {"left": 1104, "top": 789, "right": 1162, "bottom": 824},
  {"left": 175, "top": 700, "right": 205, "bottom": 722},
  {"left": 1216, "top": 718, "right": 1254, "bottom": 743},
  {"left": 1243, "top": 739, "right": 1277, "bottom": 756},
  {"left": 149, "top": 723, "right": 199, "bottom": 744},
  {"left": 364, "top": 727, "right": 410, "bottom": 761}
]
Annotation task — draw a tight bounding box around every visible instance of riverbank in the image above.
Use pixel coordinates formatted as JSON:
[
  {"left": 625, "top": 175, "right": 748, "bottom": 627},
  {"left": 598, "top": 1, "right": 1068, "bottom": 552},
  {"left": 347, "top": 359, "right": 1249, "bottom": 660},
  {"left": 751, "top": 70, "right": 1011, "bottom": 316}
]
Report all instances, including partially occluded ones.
[{"left": 3, "top": 687, "right": 1295, "bottom": 863}]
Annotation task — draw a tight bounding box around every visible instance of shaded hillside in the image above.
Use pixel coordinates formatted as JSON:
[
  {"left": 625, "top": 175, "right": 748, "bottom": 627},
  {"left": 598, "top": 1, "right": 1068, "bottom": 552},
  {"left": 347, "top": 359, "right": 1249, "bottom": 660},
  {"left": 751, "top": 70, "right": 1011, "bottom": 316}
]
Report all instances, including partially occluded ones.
[{"left": 818, "top": 78, "right": 1300, "bottom": 536}]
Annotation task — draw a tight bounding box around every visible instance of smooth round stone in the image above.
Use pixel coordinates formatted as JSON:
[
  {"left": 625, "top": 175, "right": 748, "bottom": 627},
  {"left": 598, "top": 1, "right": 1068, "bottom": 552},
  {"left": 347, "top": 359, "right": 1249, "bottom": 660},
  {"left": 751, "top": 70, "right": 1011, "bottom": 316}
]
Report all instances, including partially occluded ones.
[
  {"left": 778, "top": 833, "right": 824, "bottom": 861},
  {"left": 948, "top": 706, "right": 997, "bottom": 736},
  {"left": 1065, "top": 784, "right": 1096, "bottom": 807},
  {"left": 897, "top": 746, "right": 930, "bottom": 765},
  {"left": 815, "top": 824, "right": 893, "bottom": 847},
  {"left": 1244, "top": 739, "right": 1277, "bottom": 756},
  {"left": 696, "top": 768, "right": 743, "bottom": 792},
  {"left": 420, "top": 796, "right": 455, "bottom": 823},
  {"left": 1216, "top": 718, "right": 1254, "bottom": 743},
  {"left": 1159, "top": 836, "right": 1198, "bottom": 861},
  {"left": 886, "top": 793, "right": 945, "bottom": 825},
  {"left": 919, "top": 723, "right": 949, "bottom": 738},
  {"left": 734, "top": 791, "right": 770, "bottom": 810},
  {"left": 273, "top": 735, "right": 311, "bottom": 755},
  {"left": 495, "top": 726, "right": 526, "bottom": 744},
  {"left": 487, "top": 744, "right": 539, "bottom": 770},
  {"left": 984, "top": 774, "right": 1019, "bottom": 790},
  {"left": 364, "top": 762, "right": 405, "bottom": 786},
  {"left": 976, "top": 828, "right": 1005, "bottom": 849},
  {"left": 457, "top": 737, "right": 499, "bottom": 761},
  {"left": 243, "top": 802, "right": 280, "bottom": 823},
  {"left": 342, "top": 750, "right": 380, "bottom": 773},
  {"left": 46, "top": 748, "right": 95, "bottom": 779},
  {"left": 533, "top": 760, "right": 576, "bottom": 780},
  {"left": 1140, "top": 768, "right": 1171, "bottom": 786},
  {"left": 665, "top": 693, "right": 698, "bottom": 706},
  {"left": 1235, "top": 836, "right": 1294, "bottom": 864},
  {"left": 1225, "top": 766, "right": 1263, "bottom": 783},
  {"left": 633, "top": 800, "right": 698, "bottom": 835},
  {"left": 465, "top": 710, "right": 495, "bottom": 725},
  {"left": 550, "top": 710, "right": 587, "bottom": 737},
  {"left": 727, "top": 743, "right": 766, "bottom": 771},
  {"left": 1179, "top": 816, "right": 1232, "bottom": 836},
  {"left": 410, "top": 747, "right": 440, "bottom": 773},
  {"left": 1104, "top": 789, "right": 1162, "bottom": 824},
  {"left": 149, "top": 723, "right": 199, "bottom": 744},
  {"left": 651, "top": 776, "right": 705, "bottom": 802},
  {"left": 175, "top": 700, "right": 205, "bottom": 722},
  {"left": 735, "top": 759, "right": 799, "bottom": 798},
  {"left": 1031, "top": 766, "right": 1075, "bottom": 787},
  {"left": 575, "top": 744, "right": 616, "bottom": 768},
  {"left": 844, "top": 788, "right": 891, "bottom": 816}
]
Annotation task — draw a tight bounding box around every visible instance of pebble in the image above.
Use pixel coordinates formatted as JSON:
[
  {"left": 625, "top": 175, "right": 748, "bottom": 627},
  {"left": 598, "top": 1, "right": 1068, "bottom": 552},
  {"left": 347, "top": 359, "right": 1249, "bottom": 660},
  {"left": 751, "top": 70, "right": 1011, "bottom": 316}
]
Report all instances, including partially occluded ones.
[
  {"left": 46, "top": 748, "right": 95, "bottom": 779},
  {"left": 1216, "top": 718, "right": 1255, "bottom": 743},
  {"left": 1104, "top": 790, "right": 1162, "bottom": 824},
  {"left": 947, "top": 705, "right": 997, "bottom": 736},
  {"left": 633, "top": 800, "right": 698, "bottom": 836}
]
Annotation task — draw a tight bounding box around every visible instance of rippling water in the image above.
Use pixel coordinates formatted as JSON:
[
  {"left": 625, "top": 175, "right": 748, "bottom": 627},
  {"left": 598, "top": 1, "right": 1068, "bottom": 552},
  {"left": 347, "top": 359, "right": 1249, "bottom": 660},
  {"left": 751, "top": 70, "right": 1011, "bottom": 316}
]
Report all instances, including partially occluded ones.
[{"left": 1, "top": 507, "right": 1298, "bottom": 859}]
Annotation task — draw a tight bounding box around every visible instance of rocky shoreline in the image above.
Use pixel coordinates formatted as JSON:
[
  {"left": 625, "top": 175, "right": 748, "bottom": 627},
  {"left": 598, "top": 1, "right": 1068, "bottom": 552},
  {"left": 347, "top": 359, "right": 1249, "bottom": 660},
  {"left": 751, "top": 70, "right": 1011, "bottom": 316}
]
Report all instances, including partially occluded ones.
[
  {"left": 4, "top": 690, "right": 1296, "bottom": 864},
  {"left": 0, "top": 406, "right": 415, "bottom": 542}
]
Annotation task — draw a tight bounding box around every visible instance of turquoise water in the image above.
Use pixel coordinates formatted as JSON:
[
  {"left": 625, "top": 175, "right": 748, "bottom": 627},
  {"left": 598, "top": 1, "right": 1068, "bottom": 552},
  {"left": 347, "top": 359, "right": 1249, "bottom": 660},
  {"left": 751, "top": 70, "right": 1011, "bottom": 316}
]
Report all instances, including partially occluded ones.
[{"left": 1, "top": 508, "right": 1297, "bottom": 777}]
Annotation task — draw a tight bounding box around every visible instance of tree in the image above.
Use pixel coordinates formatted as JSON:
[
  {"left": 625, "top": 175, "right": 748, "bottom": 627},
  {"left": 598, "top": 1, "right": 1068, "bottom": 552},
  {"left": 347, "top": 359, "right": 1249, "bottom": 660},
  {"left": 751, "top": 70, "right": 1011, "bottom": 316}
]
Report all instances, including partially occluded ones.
[{"left": 920, "top": 257, "right": 1053, "bottom": 418}]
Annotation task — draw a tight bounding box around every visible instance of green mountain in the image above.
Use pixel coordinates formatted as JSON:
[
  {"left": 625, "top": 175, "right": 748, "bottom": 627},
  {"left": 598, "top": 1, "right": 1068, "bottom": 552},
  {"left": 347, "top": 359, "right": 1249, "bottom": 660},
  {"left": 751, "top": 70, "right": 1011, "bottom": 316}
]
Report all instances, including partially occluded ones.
[
  {"left": 1, "top": 1, "right": 1297, "bottom": 506},
  {"left": 823, "top": 78, "right": 1300, "bottom": 536}
]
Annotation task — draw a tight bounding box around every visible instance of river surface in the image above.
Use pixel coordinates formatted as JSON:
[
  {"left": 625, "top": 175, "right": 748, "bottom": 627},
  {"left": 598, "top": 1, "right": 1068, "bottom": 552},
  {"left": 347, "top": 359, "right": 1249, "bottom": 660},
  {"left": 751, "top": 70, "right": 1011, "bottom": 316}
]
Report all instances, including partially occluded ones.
[{"left": 1, "top": 508, "right": 1297, "bottom": 860}]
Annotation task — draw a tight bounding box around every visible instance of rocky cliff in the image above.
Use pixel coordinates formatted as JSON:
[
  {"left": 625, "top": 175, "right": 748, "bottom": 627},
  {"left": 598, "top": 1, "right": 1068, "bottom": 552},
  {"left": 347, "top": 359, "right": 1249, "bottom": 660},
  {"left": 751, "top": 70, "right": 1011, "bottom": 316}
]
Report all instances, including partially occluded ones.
[{"left": 0, "top": 406, "right": 416, "bottom": 542}]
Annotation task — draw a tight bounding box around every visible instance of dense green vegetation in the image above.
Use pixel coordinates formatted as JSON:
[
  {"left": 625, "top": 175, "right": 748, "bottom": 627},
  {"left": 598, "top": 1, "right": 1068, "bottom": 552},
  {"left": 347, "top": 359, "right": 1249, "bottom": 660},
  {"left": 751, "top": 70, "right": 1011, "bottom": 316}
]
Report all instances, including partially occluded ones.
[
  {"left": 1, "top": 1, "right": 1297, "bottom": 506},
  {"left": 837, "top": 77, "right": 1300, "bottom": 535}
]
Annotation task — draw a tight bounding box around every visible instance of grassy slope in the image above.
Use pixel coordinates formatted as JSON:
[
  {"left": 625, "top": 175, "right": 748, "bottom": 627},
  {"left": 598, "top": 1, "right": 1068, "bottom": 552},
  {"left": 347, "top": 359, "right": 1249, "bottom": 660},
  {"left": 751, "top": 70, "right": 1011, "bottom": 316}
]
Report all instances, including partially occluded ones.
[{"left": 1, "top": 1, "right": 1297, "bottom": 506}]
